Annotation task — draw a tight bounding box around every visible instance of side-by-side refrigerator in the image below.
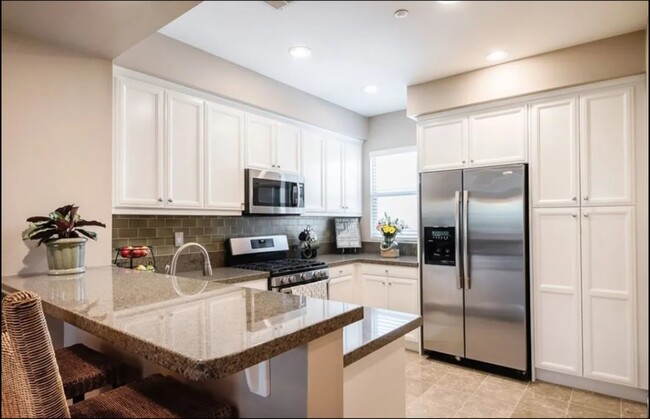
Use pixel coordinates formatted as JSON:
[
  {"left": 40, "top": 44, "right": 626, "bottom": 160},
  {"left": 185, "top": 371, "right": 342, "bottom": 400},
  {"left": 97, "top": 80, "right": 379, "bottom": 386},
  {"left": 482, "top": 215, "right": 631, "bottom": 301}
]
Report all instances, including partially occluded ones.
[{"left": 420, "top": 164, "right": 529, "bottom": 376}]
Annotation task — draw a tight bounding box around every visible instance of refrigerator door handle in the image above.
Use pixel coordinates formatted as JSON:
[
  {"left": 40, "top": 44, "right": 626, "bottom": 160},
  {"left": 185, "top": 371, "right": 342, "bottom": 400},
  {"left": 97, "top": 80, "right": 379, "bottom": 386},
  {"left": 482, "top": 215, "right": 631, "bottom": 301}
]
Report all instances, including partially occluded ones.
[
  {"left": 454, "top": 191, "right": 463, "bottom": 289},
  {"left": 462, "top": 190, "right": 471, "bottom": 289}
]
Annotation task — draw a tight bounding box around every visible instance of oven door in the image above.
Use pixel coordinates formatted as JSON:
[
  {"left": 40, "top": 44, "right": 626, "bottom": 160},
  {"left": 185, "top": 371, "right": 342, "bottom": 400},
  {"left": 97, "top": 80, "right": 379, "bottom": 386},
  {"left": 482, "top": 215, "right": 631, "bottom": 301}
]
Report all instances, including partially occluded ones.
[
  {"left": 246, "top": 169, "right": 305, "bottom": 215},
  {"left": 275, "top": 279, "right": 330, "bottom": 299}
]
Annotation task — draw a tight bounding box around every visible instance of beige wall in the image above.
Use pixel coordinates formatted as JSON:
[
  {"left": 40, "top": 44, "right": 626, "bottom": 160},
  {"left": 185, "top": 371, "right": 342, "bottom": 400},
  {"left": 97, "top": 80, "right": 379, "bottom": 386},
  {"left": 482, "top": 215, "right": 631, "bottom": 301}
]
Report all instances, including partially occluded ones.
[
  {"left": 1, "top": 30, "right": 113, "bottom": 276},
  {"left": 115, "top": 33, "right": 368, "bottom": 140},
  {"left": 361, "top": 110, "right": 416, "bottom": 241},
  {"left": 408, "top": 31, "right": 646, "bottom": 118}
]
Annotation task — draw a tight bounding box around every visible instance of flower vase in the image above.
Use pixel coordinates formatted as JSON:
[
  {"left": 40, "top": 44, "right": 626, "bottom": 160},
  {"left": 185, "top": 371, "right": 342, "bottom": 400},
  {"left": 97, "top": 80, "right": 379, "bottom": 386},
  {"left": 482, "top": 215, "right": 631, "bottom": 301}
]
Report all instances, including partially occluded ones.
[{"left": 380, "top": 235, "right": 400, "bottom": 258}]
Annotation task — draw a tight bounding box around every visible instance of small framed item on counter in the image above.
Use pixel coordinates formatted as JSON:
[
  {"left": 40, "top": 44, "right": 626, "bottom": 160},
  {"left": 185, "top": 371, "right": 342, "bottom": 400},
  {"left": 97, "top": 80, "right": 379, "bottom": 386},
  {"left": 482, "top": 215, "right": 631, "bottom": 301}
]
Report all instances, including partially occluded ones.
[{"left": 335, "top": 218, "right": 361, "bottom": 254}]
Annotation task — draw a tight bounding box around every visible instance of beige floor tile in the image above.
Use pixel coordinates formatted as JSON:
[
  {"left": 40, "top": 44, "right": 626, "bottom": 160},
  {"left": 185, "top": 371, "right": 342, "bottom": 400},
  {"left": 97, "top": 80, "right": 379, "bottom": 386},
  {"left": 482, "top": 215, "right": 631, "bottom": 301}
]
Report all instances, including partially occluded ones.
[
  {"left": 516, "top": 390, "right": 569, "bottom": 416},
  {"left": 407, "top": 398, "right": 458, "bottom": 418},
  {"left": 406, "top": 364, "right": 448, "bottom": 384},
  {"left": 621, "top": 400, "right": 648, "bottom": 418},
  {"left": 484, "top": 374, "right": 530, "bottom": 391},
  {"left": 406, "top": 377, "right": 435, "bottom": 397},
  {"left": 435, "top": 371, "right": 486, "bottom": 393},
  {"left": 456, "top": 395, "right": 518, "bottom": 418},
  {"left": 571, "top": 389, "right": 621, "bottom": 414},
  {"left": 445, "top": 364, "right": 489, "bottom": 380},
  {"left": 406, "top": 394, "right": 418, "bottom": 407},
  {"left": 567, "top": 403, "right": 620, "bottom": 418},
  {"left": 527, "top": 381, "right": 573, "bottom": 402},
  {"left": 472, "top": 381, "right": 526, "bottom": 408},
  {"left": 421, "top": 385, "right": 473, "bottom": 411},
  {"left": 510, "top": 406, "right": 564, "bottom": 418}
]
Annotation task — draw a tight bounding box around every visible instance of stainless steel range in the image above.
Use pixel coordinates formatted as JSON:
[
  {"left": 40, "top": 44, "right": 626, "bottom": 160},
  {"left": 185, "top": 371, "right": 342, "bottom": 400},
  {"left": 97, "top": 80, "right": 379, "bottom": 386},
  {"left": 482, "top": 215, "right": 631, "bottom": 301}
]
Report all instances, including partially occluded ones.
[{"left": 226, "top": 235, "right": 329, "bottom": 292}]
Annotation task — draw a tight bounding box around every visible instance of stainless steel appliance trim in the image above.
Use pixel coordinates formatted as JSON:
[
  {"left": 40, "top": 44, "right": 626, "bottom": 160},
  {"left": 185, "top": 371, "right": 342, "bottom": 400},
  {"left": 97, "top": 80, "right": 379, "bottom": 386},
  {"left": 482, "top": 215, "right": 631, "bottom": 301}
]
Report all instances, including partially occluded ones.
[
  {"left": 245, "top": 168, "right": 306, "bottom": 215},
  {"left": 454, "top": 190, "right": 462, "bottom": 290},
  {"left": 228, "top": 235, "right": 290, "bottom": 256},
  {"left": 462, "top": 189, "right": 470, "bottom": 290}
]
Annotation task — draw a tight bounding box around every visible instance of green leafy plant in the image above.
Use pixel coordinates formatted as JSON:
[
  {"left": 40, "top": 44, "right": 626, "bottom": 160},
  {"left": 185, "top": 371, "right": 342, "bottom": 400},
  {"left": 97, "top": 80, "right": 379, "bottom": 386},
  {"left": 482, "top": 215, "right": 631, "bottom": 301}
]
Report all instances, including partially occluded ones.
[{"left": 22, "top": 204, "right": 106, "bottom": 246}]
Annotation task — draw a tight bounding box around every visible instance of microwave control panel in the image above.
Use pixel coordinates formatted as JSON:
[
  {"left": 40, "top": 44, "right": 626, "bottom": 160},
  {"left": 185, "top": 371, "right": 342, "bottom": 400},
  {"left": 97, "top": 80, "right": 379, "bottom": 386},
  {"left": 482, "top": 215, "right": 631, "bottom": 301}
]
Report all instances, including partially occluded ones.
[{"left": 424, "top": 226, "right": 455, "bottom": 266}]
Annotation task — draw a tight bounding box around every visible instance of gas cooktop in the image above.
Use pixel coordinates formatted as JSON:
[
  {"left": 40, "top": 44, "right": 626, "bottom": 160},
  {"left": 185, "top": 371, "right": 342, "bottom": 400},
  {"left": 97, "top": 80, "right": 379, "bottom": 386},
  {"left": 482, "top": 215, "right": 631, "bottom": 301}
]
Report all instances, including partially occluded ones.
[{"left": 233, "top": 259, "right": 327, "bottom": 276}]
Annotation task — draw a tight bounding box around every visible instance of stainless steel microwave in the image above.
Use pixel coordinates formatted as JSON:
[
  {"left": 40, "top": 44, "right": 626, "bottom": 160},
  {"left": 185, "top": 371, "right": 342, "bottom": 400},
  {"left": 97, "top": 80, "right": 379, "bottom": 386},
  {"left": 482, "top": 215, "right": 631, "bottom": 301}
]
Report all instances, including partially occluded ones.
[{"left": 244, "top": 169, "right": 305, "bottom": 215}]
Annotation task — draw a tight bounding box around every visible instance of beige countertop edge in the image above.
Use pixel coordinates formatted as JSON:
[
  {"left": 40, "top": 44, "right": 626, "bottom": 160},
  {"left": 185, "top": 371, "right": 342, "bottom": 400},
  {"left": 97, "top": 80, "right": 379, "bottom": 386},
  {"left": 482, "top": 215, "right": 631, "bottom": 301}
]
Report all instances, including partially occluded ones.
[
  {"left": 343, "top": 316, "right": 423, "bottom": 367},
  {"left": 1, "top": 282, "right": 363, "bottom": 381}
]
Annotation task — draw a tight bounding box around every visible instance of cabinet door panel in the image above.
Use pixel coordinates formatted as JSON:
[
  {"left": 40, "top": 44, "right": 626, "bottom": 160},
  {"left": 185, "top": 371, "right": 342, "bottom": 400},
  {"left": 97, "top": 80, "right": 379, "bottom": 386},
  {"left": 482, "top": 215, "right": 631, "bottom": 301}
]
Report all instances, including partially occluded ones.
[
  {"left": 246, "top": 114, "right": 275, "bottom": 170},
  {"left": 361, "top": 274, "right": 387, "bottom": 309},
  {"left": 418, "top": 117, "right": 467, "bottom": 171},
  {"left": 532, "top": 208, "right": 582, "bottom": 375},
  {"left": 469, "top": 105, "right": 527, "bottom": 166},
  {"left": 329, "top": 275, "right": 357, "bottom": 304},
  {"left": 117, "top": 311, "right": 166, "bottom": 344},
  {"left": 204, "top": 102, "right": 244, "bottom": 210},
  {"left": 531, "top": 97, "right": 580, "bottom": 207},
  {"left": 301, "top": 130, "right": 326, "bottom": 212},
  {"left": 275, "top": 123, "right": 300, "bottom": 174},
  {"left": 115, "top": 77, "right": 164, "bottom": 207},
  {"left": 581, "top": 206, "right": 636, "bottom": 385},
  {"left": 387, "top": 277, "right": 418, "bottom": 315},
  {"left": 580, "top": 87, "right": 634, "bottom": 206},
  {"left": 343, "top": 141, "right": 362, "bottom": 214},
  {"left": 167, "top": 303, "right": 204, "bottom": 359},
  {"left": 325, "top": 138, "right": 345, "bottom": 213},
  {"left": 206, "top": 292, "right": 246, "bottom": 356},
  {"left": 166, "top": 91, "right": 204, "bottom": 208}
]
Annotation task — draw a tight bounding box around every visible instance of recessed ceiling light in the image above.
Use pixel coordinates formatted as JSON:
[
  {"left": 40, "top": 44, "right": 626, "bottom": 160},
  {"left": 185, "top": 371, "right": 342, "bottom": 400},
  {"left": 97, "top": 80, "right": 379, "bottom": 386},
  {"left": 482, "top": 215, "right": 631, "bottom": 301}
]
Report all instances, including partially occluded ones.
[
  {"left": 486, "top": 50, "right": 509, "bottom": 61},
  {"left": 438, "top": 1, "right": 459, "bottom": 4},
  {"left": 394, "top": 9, "right": 409, "bottom": 18},
  {"left": 362, "top": 85, "right": 379, "bottom": 94},
  {"left": 289, "top": 46, "right": 312, "bottom": 58}
]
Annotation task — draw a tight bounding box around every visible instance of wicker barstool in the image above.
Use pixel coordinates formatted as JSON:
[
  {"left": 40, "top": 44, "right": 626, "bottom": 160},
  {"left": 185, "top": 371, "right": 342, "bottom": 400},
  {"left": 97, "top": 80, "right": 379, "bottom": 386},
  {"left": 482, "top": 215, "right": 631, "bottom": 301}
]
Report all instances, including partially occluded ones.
[{"left": 1, "top": 291, "right": 235, "bottom": 418}]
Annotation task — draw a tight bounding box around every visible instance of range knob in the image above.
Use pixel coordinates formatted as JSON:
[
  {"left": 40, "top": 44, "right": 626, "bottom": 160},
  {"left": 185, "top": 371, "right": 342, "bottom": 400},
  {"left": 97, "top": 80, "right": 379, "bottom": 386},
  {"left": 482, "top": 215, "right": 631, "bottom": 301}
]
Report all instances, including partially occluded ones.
[{"left": 301, "top": 272, "right": 314, "bottom": 281}]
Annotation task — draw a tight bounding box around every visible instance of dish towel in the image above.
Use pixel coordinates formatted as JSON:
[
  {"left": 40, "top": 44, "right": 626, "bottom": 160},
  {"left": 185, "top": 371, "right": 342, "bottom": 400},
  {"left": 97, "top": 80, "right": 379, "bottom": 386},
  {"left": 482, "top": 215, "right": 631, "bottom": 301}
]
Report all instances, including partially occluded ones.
[{"left": 288, "top": 281, "right": 329, "bottom": 299}]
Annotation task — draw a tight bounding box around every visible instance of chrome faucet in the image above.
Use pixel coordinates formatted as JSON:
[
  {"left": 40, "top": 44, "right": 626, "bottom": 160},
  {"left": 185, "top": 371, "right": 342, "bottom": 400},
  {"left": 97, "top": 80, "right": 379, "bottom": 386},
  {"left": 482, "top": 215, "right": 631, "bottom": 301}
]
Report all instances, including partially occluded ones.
[{"left": 166, "top": 242, "right": 213, "bottom": 277}]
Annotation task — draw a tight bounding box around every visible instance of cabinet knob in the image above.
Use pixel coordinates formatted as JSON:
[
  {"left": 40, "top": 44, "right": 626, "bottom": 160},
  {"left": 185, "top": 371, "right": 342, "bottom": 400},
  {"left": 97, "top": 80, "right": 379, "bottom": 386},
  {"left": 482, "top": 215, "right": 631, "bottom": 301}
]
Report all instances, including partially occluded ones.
[
  {"left": 470, "top": 160, "right": 474, "bottom": 163},
  {"left": 158, "top": 197, "right": 163, "bottom": 202},
  {"left": 271, "top": 164, "right": 276, "bottom": 168},
  {"left": 462, "top": 160, "right": 466, "bottom": 164},
  {"left": 168, "top": 198, "right": 173, "bottom": 203},
  {"left": 388, "top": 281, "right": 392, "bottom": 286},
  {"left": 382, "top": 281, "right": 386, "bottom": 286},
  {"left": 583, "top": 213, "right": 589, "bottom": 218},
  {"left": 338, "top": 270, "right": 343, "bottom": 274},
  {"left": 583, "top": 196, "right": 589, "bottom": 201},
  {"left": 278, "top": 165, "right": 281, "bottom": 168},
  {"left": 571, "top": 213, "right": 577, "bottom": 218},
  {"left": 572, "top": 197, "right": 577, "bottom": 201}
]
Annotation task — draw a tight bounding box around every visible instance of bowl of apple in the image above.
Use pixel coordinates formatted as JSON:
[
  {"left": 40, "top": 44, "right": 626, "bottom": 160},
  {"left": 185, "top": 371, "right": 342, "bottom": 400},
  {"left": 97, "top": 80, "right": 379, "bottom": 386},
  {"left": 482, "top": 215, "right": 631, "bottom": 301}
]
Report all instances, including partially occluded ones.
[{"left": 119, "top": 246, "right": 149, "bottom": 258}]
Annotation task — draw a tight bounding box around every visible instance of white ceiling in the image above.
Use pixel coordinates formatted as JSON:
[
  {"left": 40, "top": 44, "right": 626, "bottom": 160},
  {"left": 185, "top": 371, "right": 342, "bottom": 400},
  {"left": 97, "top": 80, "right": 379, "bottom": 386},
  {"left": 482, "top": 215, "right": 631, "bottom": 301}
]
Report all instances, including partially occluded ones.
[{"left": 160, "top": 1, "right": 648, "bottom": 117}]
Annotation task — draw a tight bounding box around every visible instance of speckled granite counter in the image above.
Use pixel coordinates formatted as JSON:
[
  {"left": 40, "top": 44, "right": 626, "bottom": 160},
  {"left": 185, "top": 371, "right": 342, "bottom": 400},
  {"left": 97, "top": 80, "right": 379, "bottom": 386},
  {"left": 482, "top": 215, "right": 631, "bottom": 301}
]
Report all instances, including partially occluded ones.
[
  {"left": 1, "top": 266, "right": 362, "bottom": 380},
  {"left": 178, "top": 267, "right": 269, "bottom": 285},
  {"left": 343, "top": 307, "right": 421, "bottom": 367},
  {"left": 317, "top": 253, "right": 419, "bottom": 268}
]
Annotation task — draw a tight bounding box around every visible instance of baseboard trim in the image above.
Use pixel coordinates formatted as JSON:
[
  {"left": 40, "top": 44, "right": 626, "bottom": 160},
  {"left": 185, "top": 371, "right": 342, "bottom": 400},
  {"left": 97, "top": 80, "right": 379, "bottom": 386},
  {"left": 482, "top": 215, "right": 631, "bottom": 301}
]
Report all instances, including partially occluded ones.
[{"left": 536, "top": 368, "right": 648, "bottom": 403}]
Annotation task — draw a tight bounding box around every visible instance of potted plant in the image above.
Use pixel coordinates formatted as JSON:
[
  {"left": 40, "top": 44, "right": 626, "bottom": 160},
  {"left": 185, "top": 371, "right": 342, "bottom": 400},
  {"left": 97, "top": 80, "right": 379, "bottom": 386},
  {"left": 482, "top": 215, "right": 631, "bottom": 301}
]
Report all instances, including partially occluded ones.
[
  {"left": 22, "top": 204, "right": 106, "bottom": 275},
  {"left": 376, "top": 212, "right": 407, "bottom": 258}
]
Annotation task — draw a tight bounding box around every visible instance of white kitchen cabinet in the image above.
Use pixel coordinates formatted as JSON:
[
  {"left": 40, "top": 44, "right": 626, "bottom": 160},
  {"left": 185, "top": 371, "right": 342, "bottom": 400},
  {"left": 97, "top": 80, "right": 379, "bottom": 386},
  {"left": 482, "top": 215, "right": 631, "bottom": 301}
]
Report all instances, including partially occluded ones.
[
  {"left": 387, "top": 277, "right": 420, "bottom": 344},
  {"left": 165, "top": 91, "right": 204, "bottom": 208},
  {"left": 581, "top": 206, "right": 637, "bottom": 386},
  {"left": 343, "top": 141, "right": 362, "bottom": 215},
  {"left": 205, "top": 293, "right": 246, "bottom": 357},
  {"left": 532, "top": 208, "right": 583, "bottom": 376},
  {"left": 329, "top": 275, "right": 358, "bottom": 305},
  {"left": 275, "top": 123, "right": 301, "bottom": 174},
  {"left": 204, "top": 101, "right": 244, "bottom": 211},
  {"left": 246, "top": 114, "right": 275, "bottom": 170},
  {"left": 468, "top": 105, "right": 527, "bottom": 167},
  {"left": 117, "top": 310, "right": 166, "bottom": 344},
  {"left": 167, "top": 302, "right": 205, "bottom": 359},
  {"left": 301, "top": 130, "right": 326, "bottom": 212},
  {"left": 530, "top": 97, "right": 580, "bottom": 207},
  {"left": 417, "top": 117, "right": 468, "bottom": 172},
  {"left": 579, "top": 86, "right": 634, "bottom": 206},
  {"left": 114, "top": 76, "right": 165, "bottom": 207},
  {"left": 325, "top": 138, "right": 345, "bottom": 214},
  {"left": 361, "top": 274, "right": 388, "bottom": 309}
]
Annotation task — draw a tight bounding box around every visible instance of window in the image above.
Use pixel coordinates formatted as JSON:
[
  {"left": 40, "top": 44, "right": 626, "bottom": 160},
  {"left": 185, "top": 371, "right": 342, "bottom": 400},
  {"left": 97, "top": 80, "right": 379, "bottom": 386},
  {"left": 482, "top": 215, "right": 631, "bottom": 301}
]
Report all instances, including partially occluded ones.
[{"left": 370, "top": 147, "right": 418, "bottom": 241}]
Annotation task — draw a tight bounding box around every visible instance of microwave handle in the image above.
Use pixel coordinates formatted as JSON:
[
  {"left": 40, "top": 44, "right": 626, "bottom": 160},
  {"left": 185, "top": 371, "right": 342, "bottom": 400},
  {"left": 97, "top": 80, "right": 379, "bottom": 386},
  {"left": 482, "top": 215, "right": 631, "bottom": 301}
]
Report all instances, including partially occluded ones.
[{"left": 291, "top": 184, "right": 298, "bottom": 207}]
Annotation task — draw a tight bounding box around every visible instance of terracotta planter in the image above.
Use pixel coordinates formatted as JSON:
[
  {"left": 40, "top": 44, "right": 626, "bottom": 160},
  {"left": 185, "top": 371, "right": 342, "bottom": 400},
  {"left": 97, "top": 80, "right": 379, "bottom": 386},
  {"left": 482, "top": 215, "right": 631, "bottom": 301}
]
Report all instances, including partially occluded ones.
[{"left": 45, "top": 238, "right": 87, "bottom": 275}]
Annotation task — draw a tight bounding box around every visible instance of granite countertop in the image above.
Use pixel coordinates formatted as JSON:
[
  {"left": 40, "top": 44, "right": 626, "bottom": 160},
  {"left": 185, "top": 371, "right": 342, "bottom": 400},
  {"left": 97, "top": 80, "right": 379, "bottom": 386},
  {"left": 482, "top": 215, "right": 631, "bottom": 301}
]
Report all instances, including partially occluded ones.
[
  {"left": 317, "top": 253, "right": 419, "bottom": 268},
  {"left": 1, "top": 266, "right": 363, "bottom": 381},
  {"left": 343, "top": 307, "right": 422, "bottom": 367},
  {"left": 177, "top": 267, "right": 269, "bottom": 285}
]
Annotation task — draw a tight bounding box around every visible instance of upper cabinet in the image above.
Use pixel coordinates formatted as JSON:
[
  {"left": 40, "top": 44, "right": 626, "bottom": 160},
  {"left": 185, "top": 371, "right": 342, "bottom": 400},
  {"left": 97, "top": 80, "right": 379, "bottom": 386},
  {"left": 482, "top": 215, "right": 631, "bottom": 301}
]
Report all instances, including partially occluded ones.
[
  {"left": 531, "top": 86, "right": 635, "bottom": 208},
  {"left": 114, "top": 77, "right": 165, "bottom": 207},
  {"left": 579, "top": 86, "right": 634, "bottom": 206},
  {"left": 325, "top": 137, "right": 345, "bottom": 214},
  {"left": 417, "top": 105, "right": 527, "bottom": 172},
  {"left": 343, "top": 141, "right": 362, "bottom": 214},
  {"left": 418, "top": 117, "right": 467, "bottom": 171},
  {"left": 324, "top": 137, "right": 362, "bottom": 216},
  {"left": 531, "top": 97, "right": 580, "bottom": 207},
  {"left": 245, "top": 116, "right": 301, "bottom": 174},
  {"left": 301, "top": 129, "right": 326, "bottom": 213},
  {"left": 468, "top": 105, "right": 527, "bottom": 166}
]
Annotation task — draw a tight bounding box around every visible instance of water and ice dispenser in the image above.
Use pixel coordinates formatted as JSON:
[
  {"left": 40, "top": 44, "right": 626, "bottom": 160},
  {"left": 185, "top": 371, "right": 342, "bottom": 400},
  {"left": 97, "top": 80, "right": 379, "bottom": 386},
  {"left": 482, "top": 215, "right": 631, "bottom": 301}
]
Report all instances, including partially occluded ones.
[{"left": 423, "top": 226, "right": 456, "bottom": 266}]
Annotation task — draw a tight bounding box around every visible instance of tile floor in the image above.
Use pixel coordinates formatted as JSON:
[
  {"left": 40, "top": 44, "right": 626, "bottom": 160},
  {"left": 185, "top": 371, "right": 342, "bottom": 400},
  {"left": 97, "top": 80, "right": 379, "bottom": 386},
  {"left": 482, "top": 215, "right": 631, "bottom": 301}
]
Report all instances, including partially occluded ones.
[{"left": 405, "top": 351, "right": 648, "bottom": 418}]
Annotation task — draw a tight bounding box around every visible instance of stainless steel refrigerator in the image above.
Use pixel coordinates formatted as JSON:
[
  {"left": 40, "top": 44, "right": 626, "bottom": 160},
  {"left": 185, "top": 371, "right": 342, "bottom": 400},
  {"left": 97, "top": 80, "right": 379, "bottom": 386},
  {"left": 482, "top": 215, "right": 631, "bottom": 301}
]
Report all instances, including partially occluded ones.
[{"left": 420, "top": 164, "right": 529, "bottom": 374}]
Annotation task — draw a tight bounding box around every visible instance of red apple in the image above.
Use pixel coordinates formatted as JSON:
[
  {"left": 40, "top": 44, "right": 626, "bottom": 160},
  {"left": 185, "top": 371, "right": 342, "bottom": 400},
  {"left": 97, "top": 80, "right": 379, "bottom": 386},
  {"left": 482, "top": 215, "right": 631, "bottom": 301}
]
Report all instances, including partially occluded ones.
[{"left": 120, "top": 248, "right": 131, "bottom": 258}]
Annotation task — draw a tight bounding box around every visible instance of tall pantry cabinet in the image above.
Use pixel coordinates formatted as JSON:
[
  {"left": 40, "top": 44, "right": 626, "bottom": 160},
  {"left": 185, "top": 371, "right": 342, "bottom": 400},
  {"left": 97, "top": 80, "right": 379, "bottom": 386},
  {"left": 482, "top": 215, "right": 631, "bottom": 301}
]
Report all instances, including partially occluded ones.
[{"left": 531, "top": 82, "right": 642, "bottom": 387}]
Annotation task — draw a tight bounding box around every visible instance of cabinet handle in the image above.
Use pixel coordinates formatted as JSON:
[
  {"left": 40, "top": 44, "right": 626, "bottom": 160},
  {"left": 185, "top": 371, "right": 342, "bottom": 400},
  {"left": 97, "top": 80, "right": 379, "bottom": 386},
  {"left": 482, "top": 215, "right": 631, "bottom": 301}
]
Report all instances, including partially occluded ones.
[
  {"left": 382, "top": 281, "right": 386, "bottom": 285},
  {"left": 583, "top": 196, "right": 589, "bottom": 201},
  {"left": 388, "top": 281, "right": 392, "bottom": 286},
  {"left": 583, "top": 213, "right": 589, "bottom": 218},
  {"left": 470, "top": 160, "right": 474, "bottom": 163},
  {"left": 158, "top": 197, "right": 163, "bottom": 202},
  {"left": 572, "top": 197, "right": 577, "bottom": 201},
  {"left": 277, "top": 165, "right": 281, "bottom": 168},
  {"left": 462, "top": 160, "right": 466, "bottom": 164},
  {"left": 571, "top": 213, "right": 577, "bottom": 218},
  {"left": 168, "top": 198, "right": 173, "bottom": 203},
  {"left": 338, "top": 270, "right": 343, "bottom": 274}
]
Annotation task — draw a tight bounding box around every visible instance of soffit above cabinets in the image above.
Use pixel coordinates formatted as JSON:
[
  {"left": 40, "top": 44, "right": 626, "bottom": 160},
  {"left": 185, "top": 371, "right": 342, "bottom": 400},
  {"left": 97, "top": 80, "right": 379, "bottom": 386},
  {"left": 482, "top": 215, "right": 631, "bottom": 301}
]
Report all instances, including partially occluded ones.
[{"left": 159, "top": 1, "right": 647, "bottom": 117}]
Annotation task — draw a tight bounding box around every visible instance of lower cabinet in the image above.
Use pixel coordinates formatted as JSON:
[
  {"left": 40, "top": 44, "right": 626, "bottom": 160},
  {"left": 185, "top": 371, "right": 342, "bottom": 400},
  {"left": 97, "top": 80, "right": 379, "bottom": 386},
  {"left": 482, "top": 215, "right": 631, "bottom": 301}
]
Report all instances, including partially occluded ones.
[{"left": 329, "top": 274, "right": 359, "bottom": 305}]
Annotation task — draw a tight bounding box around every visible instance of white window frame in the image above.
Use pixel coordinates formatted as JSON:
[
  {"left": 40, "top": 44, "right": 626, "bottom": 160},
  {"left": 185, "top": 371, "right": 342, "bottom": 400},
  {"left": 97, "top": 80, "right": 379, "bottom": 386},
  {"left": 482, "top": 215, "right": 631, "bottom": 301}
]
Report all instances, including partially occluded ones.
[{"left": 369, "top": 146, "right": 418, "bottom": 242}]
